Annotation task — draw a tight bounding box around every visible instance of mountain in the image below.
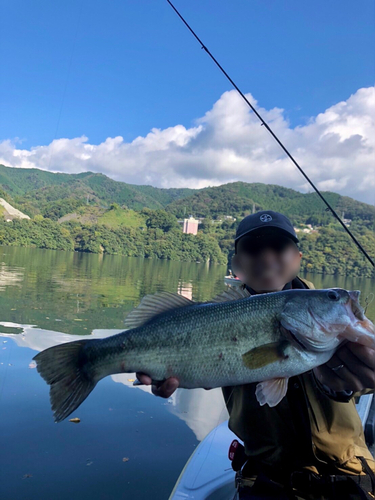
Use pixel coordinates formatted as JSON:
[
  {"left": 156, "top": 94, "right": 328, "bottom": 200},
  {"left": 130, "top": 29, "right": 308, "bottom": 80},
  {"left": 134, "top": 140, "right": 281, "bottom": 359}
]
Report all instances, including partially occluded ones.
[
  {"left": 166, "top": 182, "right": 375, "bottom": 228},
  {"left": 0, "top": 164, "right": 373, "bottom": 229},
  {"left": 0, "top": 164, "right": 197, "bottom": 216}
]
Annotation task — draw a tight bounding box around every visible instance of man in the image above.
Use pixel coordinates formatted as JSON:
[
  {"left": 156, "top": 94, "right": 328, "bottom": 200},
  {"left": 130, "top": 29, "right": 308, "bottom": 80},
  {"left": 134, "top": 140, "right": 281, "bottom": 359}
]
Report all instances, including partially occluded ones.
[{"left": 137, "top": 211, "right": 375, "bottom": 499}]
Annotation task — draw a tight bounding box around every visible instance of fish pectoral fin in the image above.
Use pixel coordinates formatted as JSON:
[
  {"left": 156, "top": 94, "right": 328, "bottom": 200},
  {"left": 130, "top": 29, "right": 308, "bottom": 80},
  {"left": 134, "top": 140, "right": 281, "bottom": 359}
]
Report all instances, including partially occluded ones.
[
  {"left": 255, "top": 377, "right": 289, "bottom": 407},
  {"left": 242, "top": 341, "right": 289, "bottom": 369},
  {"left": 124, "top": 292, "right": 195, "bottom": 329}
]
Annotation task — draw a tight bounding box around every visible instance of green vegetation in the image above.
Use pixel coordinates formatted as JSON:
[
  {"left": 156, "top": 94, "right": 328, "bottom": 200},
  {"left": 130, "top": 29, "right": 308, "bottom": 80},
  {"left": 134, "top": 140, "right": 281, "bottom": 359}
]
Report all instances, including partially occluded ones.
[
  {"left": 98, "top": 206, "right": 146, "bottom": 228},
  {"left": 0, "top": 218, "right": 74, "bottom": 251},
  {"left": 298, "top": 226, "right": 375, "bottom": 277},
  {"left": 0, "top": 164, "right": 196, "bottom": 216},
  {"left": 0, "top": 217, "right": 225, "bottom": 265},
  {"left": 0, "top": 165, "right": 373, "bottom": 276},
  {"left": 166, "top": 182, "right": 374, "bottom": 229},
  {"left": 143, "top": 208, "right": 178, "bottom": 232}
]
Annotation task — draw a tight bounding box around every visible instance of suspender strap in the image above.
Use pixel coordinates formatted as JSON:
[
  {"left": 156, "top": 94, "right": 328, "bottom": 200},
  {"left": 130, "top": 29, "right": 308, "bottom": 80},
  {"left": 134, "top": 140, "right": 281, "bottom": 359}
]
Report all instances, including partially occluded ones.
[{"left": 358, "top": 456, "right": 375, "bottom": 495}]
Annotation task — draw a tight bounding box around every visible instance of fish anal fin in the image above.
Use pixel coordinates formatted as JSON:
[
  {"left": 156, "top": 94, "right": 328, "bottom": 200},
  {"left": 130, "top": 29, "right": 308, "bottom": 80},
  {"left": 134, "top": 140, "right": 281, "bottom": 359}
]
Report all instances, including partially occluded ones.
[
  {"left": 211, "top": 286, "right": 251, "bottom": 303},
  {"left": 124, "top": 292, "right": 195, "bottom": 329},
  {"left": 242, "top": 341, "right": 289, "bottom": 369},
  {"left": 255, "top": 377, "right": 289, "bottom": 407}
]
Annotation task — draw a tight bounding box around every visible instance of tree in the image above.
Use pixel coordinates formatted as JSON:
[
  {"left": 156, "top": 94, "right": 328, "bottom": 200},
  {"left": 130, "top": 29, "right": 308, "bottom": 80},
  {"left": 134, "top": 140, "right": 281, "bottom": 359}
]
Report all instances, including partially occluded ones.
[{"left": 145, "top": 210, "right": 178, "bottom": 232}]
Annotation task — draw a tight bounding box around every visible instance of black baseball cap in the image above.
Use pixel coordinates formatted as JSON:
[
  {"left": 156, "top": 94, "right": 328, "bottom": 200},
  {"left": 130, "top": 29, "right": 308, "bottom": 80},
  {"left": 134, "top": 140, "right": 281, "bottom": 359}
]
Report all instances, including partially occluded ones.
[{"left": 235, "top": 211, "right": 299, "bottom": 250}]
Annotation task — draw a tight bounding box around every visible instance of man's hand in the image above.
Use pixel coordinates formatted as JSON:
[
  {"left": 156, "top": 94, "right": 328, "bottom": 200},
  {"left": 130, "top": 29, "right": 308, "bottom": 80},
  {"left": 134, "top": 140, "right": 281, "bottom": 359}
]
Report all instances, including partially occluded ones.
[
  {"left": 313, "top": 343, "right": 375, "bottom": 393},
  {"left": 136, "top": 372, "right": 179, "bottom": 398}
]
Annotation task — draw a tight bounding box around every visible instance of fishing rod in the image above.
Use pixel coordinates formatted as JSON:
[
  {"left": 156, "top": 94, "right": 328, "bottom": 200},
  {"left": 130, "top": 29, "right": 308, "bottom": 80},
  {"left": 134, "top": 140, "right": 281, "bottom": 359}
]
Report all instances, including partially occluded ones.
[{"left": 166, "top": 0, "right": 374, "bottom": 268}]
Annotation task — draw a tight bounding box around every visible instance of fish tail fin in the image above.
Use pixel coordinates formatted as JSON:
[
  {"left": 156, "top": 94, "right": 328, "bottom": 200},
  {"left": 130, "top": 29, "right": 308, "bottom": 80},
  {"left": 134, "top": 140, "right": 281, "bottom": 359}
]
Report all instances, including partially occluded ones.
[{"left": 33, "top": 340, "right": 97, "bottom": 423}]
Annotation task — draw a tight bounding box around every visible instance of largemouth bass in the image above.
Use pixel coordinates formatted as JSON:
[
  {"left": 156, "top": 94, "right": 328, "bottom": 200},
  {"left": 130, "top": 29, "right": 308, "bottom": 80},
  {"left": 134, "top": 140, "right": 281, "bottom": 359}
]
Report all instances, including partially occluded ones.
[{"left": 33, "top": 287, "right": 375, "bottom": 422}]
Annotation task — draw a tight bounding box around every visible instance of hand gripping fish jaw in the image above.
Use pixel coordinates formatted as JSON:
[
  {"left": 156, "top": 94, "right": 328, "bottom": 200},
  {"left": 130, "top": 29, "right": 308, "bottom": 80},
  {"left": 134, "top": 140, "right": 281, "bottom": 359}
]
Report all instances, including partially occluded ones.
[
  {"left": 341, "top": 290, "right": 375, "bottom": 347},
  {"left": 253, "top": 289, "right": 375, "bottom": 408},
  {"left": 279, "top": 289, "right": 375, "bottom": 353}
]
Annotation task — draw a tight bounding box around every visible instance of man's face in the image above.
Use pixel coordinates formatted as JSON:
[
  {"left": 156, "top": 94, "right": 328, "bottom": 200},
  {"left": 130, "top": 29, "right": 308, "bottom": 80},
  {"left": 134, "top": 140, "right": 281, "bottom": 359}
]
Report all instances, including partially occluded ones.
[{"left": 233, "top": 229, "right": 302, "bottom": 292}]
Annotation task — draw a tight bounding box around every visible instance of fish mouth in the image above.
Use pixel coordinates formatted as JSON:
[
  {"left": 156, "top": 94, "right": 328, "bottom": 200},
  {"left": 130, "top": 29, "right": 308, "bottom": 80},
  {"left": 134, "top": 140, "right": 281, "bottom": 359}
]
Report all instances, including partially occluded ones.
[
  {"left": 349, "top": 294, "right": 366, "bottom": 321},
  {"left": 338, "top": 292, "right": 375, "bottom": 348},
  {"left": 341, "top": 297, "right": 375, "bottom": 347}
]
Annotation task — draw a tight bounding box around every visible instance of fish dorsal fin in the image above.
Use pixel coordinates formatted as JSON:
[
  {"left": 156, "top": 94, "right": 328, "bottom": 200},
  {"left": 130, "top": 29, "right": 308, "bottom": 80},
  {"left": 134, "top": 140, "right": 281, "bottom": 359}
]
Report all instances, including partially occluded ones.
[
  {"left": 124, "top": 292, "right": 195, "bottom": 329},
  {"left": 211, "top": 286, "right": 251, "bottom": 303}
]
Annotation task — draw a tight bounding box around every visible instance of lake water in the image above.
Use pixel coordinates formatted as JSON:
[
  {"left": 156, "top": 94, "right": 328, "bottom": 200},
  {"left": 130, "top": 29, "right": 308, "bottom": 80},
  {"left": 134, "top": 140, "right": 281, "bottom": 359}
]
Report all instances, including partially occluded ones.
[{"left": 1, "top": 247, "right": 374, "bottom": 500}]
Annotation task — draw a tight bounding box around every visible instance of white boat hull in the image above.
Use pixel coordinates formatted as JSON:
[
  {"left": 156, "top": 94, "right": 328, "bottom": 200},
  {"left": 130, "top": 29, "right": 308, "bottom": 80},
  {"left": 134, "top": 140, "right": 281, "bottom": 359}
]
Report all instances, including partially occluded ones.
[{"left": 169, "top": 420, "right": 238, "bottom": 500}]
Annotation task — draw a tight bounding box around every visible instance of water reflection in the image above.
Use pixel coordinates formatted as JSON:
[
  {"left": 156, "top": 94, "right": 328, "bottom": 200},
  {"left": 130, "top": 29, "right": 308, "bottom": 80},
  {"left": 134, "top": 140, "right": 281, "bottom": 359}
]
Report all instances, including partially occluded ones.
[
  {"left": 0, "top": 322, "right": 122, "bottom": 353},
  {"left": 110, "top": 375, "right": 228, "bottom": 441},
  {"left": 0, "top": 247, "right": 374, "bottom": 500},
  {"left": 0, "top": 335, "right": 199, "bottom": 500},
  {"left": 0, "top": 247, "right": 228, "bottom": 335},
  {"left": 169, "top": 389, "right": 228, "bottom": 441},
  {"left": 177, "top": 280, "right": 193, "bottom": 300},
  {"left": 0, "top": 261, "right": 24, "bottom": 290},
  {"left": 1, "top": 323, "right": 228, "bottom": 443}
]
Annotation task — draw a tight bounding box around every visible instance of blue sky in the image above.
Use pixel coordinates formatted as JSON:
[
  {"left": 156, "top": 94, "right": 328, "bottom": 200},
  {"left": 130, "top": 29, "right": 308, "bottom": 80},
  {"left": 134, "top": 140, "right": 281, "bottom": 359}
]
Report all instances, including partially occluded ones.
[
  {"left": 1, "top": 0, "right": 373, "bottom": 146},
  {"left": 0, "top": 1, "right": 374, "bottom": 203}
]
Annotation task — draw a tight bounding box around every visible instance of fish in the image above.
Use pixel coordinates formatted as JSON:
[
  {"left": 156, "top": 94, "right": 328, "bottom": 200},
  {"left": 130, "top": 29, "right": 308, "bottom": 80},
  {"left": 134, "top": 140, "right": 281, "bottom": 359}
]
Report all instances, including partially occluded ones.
[{"left": 33, "top": 287, "right": 375, "bottom": 422}]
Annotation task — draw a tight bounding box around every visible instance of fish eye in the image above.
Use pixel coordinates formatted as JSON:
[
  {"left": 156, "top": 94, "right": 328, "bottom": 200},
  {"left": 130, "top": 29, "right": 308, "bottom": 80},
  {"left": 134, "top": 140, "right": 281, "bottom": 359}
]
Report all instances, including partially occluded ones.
[{"left": 327, "top": 290, "right": 340, "bottom": 301}]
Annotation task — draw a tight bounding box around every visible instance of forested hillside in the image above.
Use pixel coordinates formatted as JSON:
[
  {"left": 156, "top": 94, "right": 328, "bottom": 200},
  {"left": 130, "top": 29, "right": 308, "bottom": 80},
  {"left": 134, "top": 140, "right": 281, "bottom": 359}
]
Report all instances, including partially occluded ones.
[
  {"left": 167, "top": 182, "right": 374, "bottom": 228},
  {"left": 0, "top": 164, "right": 196, "bottom": 216},
  {"left": 0, "top": 164, "right": 373, "bottom": 277}
]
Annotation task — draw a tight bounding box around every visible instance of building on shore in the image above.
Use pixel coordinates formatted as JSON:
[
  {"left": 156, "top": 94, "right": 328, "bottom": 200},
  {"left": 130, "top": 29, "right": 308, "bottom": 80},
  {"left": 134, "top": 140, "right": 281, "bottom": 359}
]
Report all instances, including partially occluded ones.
[{"left": 183, "top": 216, "right": 199, "bottom": 235}]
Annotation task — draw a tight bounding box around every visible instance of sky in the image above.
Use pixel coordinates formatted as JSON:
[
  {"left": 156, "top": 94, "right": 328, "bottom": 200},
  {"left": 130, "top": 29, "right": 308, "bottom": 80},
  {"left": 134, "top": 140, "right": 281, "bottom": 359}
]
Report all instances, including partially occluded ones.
[{"left": 0, "top": 0, "right": 374, "bottom": 204}]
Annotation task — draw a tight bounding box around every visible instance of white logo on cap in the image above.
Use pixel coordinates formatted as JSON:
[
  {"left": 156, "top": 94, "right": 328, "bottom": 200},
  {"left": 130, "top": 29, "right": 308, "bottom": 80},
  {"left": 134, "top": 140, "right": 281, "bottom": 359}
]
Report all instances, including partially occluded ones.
[{"left": 260, "top": 214, "right": 272, "bottom": 222}]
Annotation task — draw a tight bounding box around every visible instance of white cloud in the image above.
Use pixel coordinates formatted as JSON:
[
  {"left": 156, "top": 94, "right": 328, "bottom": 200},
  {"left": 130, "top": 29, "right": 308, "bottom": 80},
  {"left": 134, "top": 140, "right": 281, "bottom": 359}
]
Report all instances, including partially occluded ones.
[{"left": 1, "top": 86, "right": 374, "bottom": 204}]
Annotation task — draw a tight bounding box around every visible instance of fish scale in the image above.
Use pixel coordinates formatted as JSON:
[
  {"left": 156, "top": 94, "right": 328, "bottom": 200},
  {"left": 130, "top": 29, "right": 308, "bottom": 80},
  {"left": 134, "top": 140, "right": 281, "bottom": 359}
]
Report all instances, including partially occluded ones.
[
  {"left": 93, "top": 295, "right": 285, "bottom": 386},
  {"left": 33, "top": 287, "right": 375, "bottom": 422}
]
